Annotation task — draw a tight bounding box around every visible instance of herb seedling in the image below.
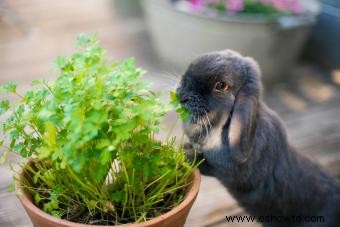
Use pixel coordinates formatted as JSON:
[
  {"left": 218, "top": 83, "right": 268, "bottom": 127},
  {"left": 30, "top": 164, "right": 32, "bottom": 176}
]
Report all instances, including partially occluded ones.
[{"left": 0, "top": 34, "right": 200, "bottom": 224}]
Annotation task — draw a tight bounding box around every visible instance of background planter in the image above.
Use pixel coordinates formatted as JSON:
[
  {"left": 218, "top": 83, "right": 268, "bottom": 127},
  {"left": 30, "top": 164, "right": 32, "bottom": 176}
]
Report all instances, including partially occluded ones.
[
  {"left": 113, "top": 0, "right": 144, "bottom": 18},
  {"left": 142, "top": 0, "right": 319, "bottom": 84},
  {"left": 17, "top": 164, "right": 201, "bottom": 227}
]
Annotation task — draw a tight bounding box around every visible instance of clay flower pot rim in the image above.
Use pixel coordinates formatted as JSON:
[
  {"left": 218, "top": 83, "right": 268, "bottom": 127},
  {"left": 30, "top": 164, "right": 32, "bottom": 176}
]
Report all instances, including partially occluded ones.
[{"left": 17, "top": 167, "right": 201, "bottom": 226}]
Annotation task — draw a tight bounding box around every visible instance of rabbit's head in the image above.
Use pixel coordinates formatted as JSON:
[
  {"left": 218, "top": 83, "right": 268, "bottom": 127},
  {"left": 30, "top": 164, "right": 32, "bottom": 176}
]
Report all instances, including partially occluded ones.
[{"left": 177, "top": 50, "right": 261, "bottom": 147}]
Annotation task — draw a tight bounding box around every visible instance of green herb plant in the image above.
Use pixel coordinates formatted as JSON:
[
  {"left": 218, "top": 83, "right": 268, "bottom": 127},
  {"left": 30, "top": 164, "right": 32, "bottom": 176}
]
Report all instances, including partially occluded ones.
[{"left": 0, "top": 34, "right": 200, "bottom": 224}]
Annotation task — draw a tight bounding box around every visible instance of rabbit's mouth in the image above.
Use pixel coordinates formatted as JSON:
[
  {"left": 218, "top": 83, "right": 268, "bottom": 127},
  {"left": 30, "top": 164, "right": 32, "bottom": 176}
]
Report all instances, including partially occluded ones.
[
  {"left": 184, "top": 109, "right": 230, "bottom": 150},
  {"left": 183, "top": 108, "right": 212, "bottom": 144},
  {"left": 183, "top": 109, "right": 227, "bottom": 145}
]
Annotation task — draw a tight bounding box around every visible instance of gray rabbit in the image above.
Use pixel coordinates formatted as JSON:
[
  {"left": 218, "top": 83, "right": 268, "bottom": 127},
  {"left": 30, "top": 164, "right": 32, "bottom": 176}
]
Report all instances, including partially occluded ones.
[{"left": 177, "top": 50, "right": 340, "bottom": 227}]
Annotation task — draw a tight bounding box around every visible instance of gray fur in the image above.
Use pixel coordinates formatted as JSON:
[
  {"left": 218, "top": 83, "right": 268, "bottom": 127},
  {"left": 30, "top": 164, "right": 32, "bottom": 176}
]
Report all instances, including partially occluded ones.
[{"left": 177, "top": 50, "right": 340, "bottom": 227}]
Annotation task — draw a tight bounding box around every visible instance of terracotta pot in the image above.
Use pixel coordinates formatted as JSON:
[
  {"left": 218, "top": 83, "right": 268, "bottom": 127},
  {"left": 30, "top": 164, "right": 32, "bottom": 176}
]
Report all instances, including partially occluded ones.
[{"left": 17, "top": 164, "right": 201, "bottom": 227}]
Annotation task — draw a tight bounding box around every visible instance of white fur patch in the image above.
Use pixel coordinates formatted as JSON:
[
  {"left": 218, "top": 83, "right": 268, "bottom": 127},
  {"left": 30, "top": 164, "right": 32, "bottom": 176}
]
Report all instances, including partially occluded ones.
[
  {"left": 202, "top": 128, "right": 223, "bottom": 150},
  {"left": 201, "top": 114, "right": 228, "bottom": 150}
]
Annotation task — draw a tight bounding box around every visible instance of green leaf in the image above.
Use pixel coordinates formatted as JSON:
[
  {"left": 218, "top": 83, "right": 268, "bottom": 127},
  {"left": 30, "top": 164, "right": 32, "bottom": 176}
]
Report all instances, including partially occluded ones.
[
  {"left": 43, "top": 121, "right": 56, "bottom": 149},
  {"left": 33, "top": 173, "right": 39, "bottom": 184},
  {"left": 54, "top": 56, "right": 67, "bottom": 69},
  {"left": 169, "top": 91, "right": 189, "bottom": 121},
  {"left": 12, "top": 142, "right": 27, "bottom": 157},
  {"left": 169, "top": 91, "right": 178, "bottom": 104},
  {"left": 43, "top": 199, "right": 59, "bottom": 213},
  {"left": 112, "top": 191, "right": 124, "bottom": 202},
  {"left": 34, "top": 193, "right": 41, "bottom": 204},
  {"left": 0, "top": 100, "right": 10, "bottom": 115},
  {"left": 51, "top": 210, "right": 61, "bottom": 218},
  {"left": 31, "top": 80, "right": 42, "bottom": 86},
  {"left": 76, "top": 33, "right": 94, "bottom": 48},
  {"left": 9, "top": 130, "right": 20, "bottom": 140},
  {"left": 95, "top": 139, "right": 110, "bottom": 149},
  {"left": 178, "top": 108, "right": 190, "bottom": 122},
  {"left": 0, "top": 82, "right": 17, "bottom": 93},
  {"left": 100, "top": 149, "right": 111, "bottom": 165},
  {"left": 37, "top": 147, "right": 51, "bottom": 159}
]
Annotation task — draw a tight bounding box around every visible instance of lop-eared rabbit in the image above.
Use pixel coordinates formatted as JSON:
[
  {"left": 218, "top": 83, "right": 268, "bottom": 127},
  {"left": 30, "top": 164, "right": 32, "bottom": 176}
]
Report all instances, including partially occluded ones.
[{"left": 177, "top": 50, "right": 340, "bottom": 227}]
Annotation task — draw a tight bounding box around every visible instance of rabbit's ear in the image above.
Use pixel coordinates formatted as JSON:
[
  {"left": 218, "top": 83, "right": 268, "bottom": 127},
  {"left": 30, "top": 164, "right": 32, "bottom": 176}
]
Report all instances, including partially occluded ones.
[
  {"left": 228, "top": 93, "right": 258, "bottom": 163},
  {"left": 228, "top": 57, "right": 261, "bottom": 162}
]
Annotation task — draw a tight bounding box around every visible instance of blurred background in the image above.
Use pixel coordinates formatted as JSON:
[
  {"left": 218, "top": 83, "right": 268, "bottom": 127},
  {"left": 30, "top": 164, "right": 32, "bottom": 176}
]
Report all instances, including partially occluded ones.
[{"left": 0, "top": 0, "right": 339, "bottom": 226}]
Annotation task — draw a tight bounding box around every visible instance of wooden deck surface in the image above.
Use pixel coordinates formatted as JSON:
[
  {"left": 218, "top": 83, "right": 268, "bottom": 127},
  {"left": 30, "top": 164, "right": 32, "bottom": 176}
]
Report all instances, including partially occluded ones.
[{"left": 1, "top": 1, "right": 340, "bottom": 227}]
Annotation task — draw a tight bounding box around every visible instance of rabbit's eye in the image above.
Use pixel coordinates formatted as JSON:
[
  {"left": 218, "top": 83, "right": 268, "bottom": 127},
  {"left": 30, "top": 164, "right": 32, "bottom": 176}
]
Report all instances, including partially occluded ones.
[{"left": 214, "top": 81, "right": 229, "bottom": 92}]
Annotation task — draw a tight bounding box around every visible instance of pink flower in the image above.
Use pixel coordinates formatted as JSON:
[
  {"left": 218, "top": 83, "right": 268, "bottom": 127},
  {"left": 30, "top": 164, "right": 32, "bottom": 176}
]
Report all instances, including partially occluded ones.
[
  {"left": 286, "top": 0, "right": 301, "bottom": 13},
  {"left": 225, "top": 0, "right": 244, "bottom": 12},
  {"left": 272, "top": 0, "right": 286, "bottom": 11},
  {"left": 271, "top": 0, "right": 302, "bottom": 13},
  {"left": 190, "top": 0, "right": 205, "bottom": 11}
]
